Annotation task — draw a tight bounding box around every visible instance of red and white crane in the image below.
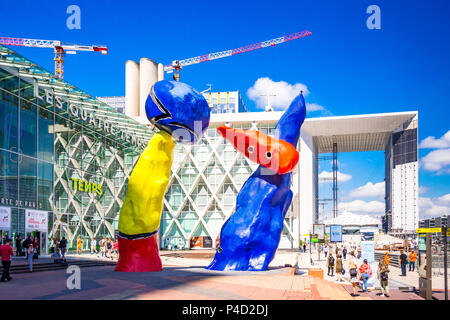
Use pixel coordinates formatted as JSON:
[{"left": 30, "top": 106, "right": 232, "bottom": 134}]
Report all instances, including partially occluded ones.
[
  {"left": 0, "top": 37, "right": 107, "bottom": 80},
  {"left": 165, "top": 30, "right": 312, "bottom": 81}
]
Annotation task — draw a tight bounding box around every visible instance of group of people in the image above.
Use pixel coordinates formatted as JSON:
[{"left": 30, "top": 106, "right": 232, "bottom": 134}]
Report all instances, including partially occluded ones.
[
  {"left": 14, "top": 235, "right": 40, "bottom": 258},
  {"left": 326, "top": 248, "right": 418, "bottom": 297},
  {"left": 90, "top": 237, "right": 118, "bottom": 260}
]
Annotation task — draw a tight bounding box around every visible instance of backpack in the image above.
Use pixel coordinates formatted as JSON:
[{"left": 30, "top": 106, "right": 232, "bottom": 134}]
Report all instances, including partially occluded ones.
[
  {"left": 350, "top": 268, "right": 357, "bottom": 277},
  {"left": 329, "top": 256, "right": 335, "bottom": 265}
]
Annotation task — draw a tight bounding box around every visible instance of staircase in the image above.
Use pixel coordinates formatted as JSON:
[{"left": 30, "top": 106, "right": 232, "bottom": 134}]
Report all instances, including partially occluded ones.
[{"left": 0, "top": 259, "right": 116, "bottom": 274}]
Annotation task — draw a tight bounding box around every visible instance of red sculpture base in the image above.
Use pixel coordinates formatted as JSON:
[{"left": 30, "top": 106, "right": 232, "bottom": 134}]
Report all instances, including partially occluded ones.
[{"left": 115, "top": 234, "right": 162, "bottom": 272}]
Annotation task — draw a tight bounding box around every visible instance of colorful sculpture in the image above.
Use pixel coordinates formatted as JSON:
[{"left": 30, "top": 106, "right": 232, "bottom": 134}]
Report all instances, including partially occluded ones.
[
  {"left": 115, "top": 80, "right": 210, "bottom": 272},
  {"left": 206, "top": 92, "right": 306, "bottom": 271}
]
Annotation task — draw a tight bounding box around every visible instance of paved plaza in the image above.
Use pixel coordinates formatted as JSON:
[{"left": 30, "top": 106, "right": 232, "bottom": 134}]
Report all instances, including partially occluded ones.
[{"left": 0, "top": 250, "right": 447, "bottom": 300}]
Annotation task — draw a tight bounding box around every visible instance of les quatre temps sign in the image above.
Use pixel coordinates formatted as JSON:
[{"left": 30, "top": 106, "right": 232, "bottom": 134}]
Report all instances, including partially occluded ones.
[{"left": 71, "top": 178, "right": 103, "bottom": 196}]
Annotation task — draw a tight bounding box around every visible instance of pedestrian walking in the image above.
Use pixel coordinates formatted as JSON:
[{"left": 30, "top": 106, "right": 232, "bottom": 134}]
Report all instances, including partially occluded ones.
[
  {"left": 98, "top": 238, "right": 105, "bottom": 258},
  {"left": 15, "top": 235, "right": 22, "bottom": 256},
  {"left": 112, "top": 239, "right": 119, "bottom": 260},
  {"left": 27, "top": 244, "right": 36, "bottom": 272},
  {"left": 0, "top": 239, "right": 14, "bottom": 282},
  {"left": 359, "top": 259, "right": 372, "bottom": 293},
  {"left": 107, "top": 238, "right": 112, "bottom": 259},
  {"left": 90, "top": 238, "right": 97, "bottom": 254},
  {"left": 303, "top": 243, "right": 306, "bottom": 253},
  {"left": 32, "top": 237, "right": 39, "bottom": 259},
  {"left": 409, "top": 250, "right": 417, "bottom": 272},
  {"left": 384, "top": 252, "right": 390, "bottom": 265},
  {"left": 399, "top": 250, "right": 407, "bottom": 276},
  {"left": 22, "top": 236, "right": 31, "bottom": 260},
  {"left": 324, "top": 245, "right": 328, "bottom": 258},
  {"left": 327, "top": 253, "right": 335, "bottom": 276},
  {"left": 342, "top": 247, "right": 347, "bottom": 260},
  {"left": 335, "top": 254, "right": 343, "bottom": 282},
  {"left": 378, "top": 258, "right": 390, "bottom": 297},
  {"left": 77, "top": 236, "right": 82, "bottom": 255},
  {"left": 349, "top": 253, "right": 359, "bottom": 296},
  {"left": 59, "top": 237, "right": 67, "bottom": 258}
]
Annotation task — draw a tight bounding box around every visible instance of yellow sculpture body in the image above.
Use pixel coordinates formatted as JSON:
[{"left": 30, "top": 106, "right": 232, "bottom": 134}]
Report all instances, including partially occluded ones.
[{"left": 115, "top": 131, "right": 174, "bottom": 272}]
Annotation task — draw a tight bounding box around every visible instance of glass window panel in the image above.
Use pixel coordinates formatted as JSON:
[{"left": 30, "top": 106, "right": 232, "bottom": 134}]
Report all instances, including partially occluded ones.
[
  {"left": 38, "top": 108, "right": 54, "bottom": 162},
  {"left": 38, "top": 160, "right": 54, "bottom": 211},
  {"left": 0, "top": 97, "right": 19, "bottom": 152},
  {"left": 20, "top": 98, "right": 37, "bottom": 157},
  {"left": 0, "top": 149, "right": 18, "bottom": 205},
  {"left": 19, "top": 155, "right": 37, "bottom": 208}
]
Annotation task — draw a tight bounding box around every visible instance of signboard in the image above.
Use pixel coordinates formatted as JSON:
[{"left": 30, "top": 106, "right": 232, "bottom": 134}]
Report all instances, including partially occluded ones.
[
  {"left": 0, "top": 206, "right": 11, "bottom": 229},
  {"left": 417, "top": 228, "right": 442, "bottom": 233},
  {"left": 313, "top": 224, "right": 325, "bottom": 243},
  {"left": 330, "top": 225, "right": 342, "bottom": 242},
  {"left": 361, "top": 231, "right": 377, "bottom": 288},
  {"left": 361, "top": 232, "right": 374, "bottom": 241},
  {"left": 25, "top": 210, "right": 48, "bottom": 232},
  {"left": 418, "top": 237, "right": 426, "bottom": 252}
]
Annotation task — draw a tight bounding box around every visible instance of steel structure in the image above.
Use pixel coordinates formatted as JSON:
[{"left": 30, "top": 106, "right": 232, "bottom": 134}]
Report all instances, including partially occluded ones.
[
  {"left": 0, "top": 37, "right": 107, "bottom": 80},
  {"left": 164, "top": 30, "right": 312, "bottom": 81}
]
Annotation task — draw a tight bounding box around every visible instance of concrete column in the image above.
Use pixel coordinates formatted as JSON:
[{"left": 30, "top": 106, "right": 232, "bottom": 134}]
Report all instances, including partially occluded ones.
[
  {"left": 139, "top": 58, "right": 158, "bottom": 118},
  {"left": 157, "top": 63, "right": 164, "bottom": 81},
  {"left": 298, "top": 131, "right": 316, "bottom": 240},
  {"left": 125, "top": 60, "right": 140, "bottom": 117}
]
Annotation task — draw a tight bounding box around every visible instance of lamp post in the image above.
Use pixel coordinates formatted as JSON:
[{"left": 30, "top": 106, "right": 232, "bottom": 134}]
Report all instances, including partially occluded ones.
[{"left": 442, "top": 224, "right": 448, "bottom": 300}]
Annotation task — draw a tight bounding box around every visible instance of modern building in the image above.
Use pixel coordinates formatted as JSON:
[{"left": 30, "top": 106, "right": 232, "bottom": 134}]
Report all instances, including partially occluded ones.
[
  {"left": 419, "top": 215, "right": 450, "bottom": 229},
  {"left": 202, "top": 91, "right": 247, "bottom": 114},
  {"left": 0, "top": 45, "right": 152, "bottom": 254}
]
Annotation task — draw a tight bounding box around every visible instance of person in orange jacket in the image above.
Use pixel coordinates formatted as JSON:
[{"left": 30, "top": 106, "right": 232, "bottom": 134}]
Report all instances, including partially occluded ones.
[
  {"left": 384, "top": 252, "right": 390, "bottom": 265},
  {"left": 409, "top": 250, "right": 417, "bottom": 271}
]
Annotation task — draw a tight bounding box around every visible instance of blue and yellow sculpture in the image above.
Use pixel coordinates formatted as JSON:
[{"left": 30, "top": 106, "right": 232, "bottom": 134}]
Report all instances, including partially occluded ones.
[
  {"left": 206, "top": 92, "right": 306, "bottom": 271},
  {"left": 115, "top": 80, "right": 210, "bottom": 272}
]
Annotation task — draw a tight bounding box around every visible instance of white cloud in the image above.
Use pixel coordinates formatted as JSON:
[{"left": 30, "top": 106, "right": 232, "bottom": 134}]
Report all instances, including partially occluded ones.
[
  {"left": 420, "top": 148, "right": 450, "bottom": 173},
  {"left": 247, "top": 77, "right": 326, "bottom": 112},
  {"left": 338, "top": 200, "right": 385, "bottom": 215},
  {"left": 305, "top": 103, "right": 325, "bottom": 112},
  {"left": 349, "top": 181, "right": 385, "bottom": 199},
  {"left": 419, "top": 130, "right": 450, "bottom": 149},
  {"left": 318, "top": 170, "right": 352, "bottom": 183},
  {"left": 419, "top": 193, "right": 450, "bottom": 218}
]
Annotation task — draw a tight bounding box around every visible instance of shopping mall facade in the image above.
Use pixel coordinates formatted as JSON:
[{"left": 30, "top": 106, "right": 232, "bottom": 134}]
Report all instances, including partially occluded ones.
[{"left": 0, "top": 45, "right": 152, "bottom": 254}]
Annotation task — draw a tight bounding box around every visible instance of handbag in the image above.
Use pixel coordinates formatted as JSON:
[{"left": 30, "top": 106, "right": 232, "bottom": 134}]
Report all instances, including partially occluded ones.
[{"left": 342, "top": 268, "right": 345, "bottom": 275}]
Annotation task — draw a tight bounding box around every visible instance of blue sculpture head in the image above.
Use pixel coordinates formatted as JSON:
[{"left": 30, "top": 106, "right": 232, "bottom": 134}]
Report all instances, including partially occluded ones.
[{"left": 145, "top": 80, "right": 210, "bottom": 144}]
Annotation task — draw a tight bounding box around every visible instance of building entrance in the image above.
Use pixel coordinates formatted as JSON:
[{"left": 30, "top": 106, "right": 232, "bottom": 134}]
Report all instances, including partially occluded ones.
[{"left": 25, "top": 230, "right": 48, "bottom": 256}]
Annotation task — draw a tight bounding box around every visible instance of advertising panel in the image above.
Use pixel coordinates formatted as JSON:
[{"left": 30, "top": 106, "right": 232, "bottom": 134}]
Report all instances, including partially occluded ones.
[
  {"left": 0, "top": 206, "right": 11, "bottom": 229},
  {"left": 25, "top": 210, "right": 48, "bottom": 232},
  {"left": 313, "top": 224, "right": 325, "bottom": 243},
  {"left": 330, "top": 225, "right": 342, "bottom": 242}
]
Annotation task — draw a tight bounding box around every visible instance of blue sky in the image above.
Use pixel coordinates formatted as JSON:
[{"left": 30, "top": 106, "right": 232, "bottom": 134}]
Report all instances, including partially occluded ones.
[{"left": 2, "top": 0, "right": 450, "bottom": 219}]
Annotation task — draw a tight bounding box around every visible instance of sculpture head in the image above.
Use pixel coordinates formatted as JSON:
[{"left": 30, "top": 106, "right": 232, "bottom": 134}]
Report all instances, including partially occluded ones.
[{"left": 145, "top": 80, "right": 210, "bottom": 144}]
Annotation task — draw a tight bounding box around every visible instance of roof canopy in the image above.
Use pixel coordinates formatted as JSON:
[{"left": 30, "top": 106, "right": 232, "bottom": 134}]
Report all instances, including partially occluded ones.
[{"left": 324, "top": 211, "right": 380, "bottom": 227}]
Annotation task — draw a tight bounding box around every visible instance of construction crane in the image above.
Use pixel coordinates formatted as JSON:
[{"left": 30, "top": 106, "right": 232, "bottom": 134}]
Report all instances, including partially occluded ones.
[
  {"left": 0, "top": 37, "right": 108, "bottom": 80},
  {"left": 165, "top": 30, "right": 311, "bottom": 81}
]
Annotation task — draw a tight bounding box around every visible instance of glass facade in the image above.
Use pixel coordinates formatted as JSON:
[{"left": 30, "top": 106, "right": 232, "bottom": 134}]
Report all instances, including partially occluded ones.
[{"left": 0, "top": 45, "right": 152, "bottom": 253}]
